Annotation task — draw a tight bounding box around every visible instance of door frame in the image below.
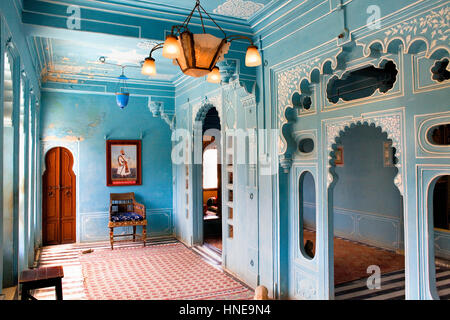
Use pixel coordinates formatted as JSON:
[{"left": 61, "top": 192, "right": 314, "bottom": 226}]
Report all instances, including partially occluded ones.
[
  {"left": 192, "top": 104, "right": 223, "bottom": 251},
  {"left": 41, "top": 142, "right": 79, "bottom": 243}
]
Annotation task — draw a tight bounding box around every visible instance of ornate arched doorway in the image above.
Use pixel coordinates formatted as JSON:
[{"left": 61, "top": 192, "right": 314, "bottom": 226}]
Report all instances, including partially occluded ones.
[
  {"left": 324, "top": 109, "right": 407, "bottom": 299},
  {"left": 329, "top": 123, "right": 405, "bottom": 299},
  {"left": 42, "top": 147, "right": 76, "bottom": 245}
]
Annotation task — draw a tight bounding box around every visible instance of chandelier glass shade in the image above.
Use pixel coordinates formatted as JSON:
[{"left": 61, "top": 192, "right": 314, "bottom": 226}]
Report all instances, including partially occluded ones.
[
  {"left": 162, "top": 35, "right": 181, "bottom": 59},
  {"left": 115, "top": 73, "right": 129, "bottom": 109},
  {"left": 207, "top": 66, "right": 221, "bottom": 83},
  {"left": 142, "top": 0, "right": 261, "bottom": 83},
  {"left": 141, "top": 57, "right": 156, "bottom": 76},
  {"left": 176, "top": 31, "right": 230, "bottom": 77},
  {"left": 245, "top": 45, "right": 262, "bottom": 67}
]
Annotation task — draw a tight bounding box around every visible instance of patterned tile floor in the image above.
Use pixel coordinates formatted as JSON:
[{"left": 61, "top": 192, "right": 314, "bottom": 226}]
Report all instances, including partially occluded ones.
[
  {"left": 32, "top": 235, "right": 449, "bottom": 300},
  {"left": 33, "top": 237, "right": 178, "bottom": 300},
  {"left": 33, "top": 237, "right": 251, "bottom": 300}
]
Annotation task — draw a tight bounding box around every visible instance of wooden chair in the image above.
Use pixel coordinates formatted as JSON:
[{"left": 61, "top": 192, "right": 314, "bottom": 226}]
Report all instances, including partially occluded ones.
[{"left": 108, "top": 192, "right": 147, "bottom": 249}]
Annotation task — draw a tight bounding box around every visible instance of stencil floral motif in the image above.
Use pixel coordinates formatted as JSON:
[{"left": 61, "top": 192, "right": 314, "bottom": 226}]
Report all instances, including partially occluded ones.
[
  {"left": 383, "top": 7, "right": 450, "bottom": 49},
  {"left": 277, "top": 58, "right": 321, "bottom": 112},
  {"left": 214, "top": 0, "right": 264, "bottom": 19}
]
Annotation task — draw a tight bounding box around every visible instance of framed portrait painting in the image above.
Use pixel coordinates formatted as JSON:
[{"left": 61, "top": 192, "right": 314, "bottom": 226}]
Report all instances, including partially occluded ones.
[
  {"left": 335, "top": 146, "right": 344, "bottom": 166},
  {"left": 106, "top": 140, "right": 142, "bottom": 186}
]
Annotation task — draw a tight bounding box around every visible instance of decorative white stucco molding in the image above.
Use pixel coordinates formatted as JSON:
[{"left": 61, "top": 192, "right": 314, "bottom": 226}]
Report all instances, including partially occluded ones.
[
  {"left": 192, "top": 92, "right": 223, "bottom": 125},
  {"left": 148, "top": 100, "right": 176, "bottom": 130},
  {"left": 213, "top": 0, "right": 264, "bottom": 19},
  {"left": 276, "top": 54, "right": 338, "bottom": 157},
  {"left": 41, "top": 140, "right": 80, "bottom": 175},
  {"left": 295, "top": 271, "right": 318, "bottom": 300}
]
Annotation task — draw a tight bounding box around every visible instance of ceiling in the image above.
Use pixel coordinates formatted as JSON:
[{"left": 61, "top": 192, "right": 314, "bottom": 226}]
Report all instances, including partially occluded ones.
[
  {"left": 28, "top": 0, "right": 272, "bottom": 85},
  {"left": 32, "top": 36, "right": 180, "bottom": 83},
  {"left": 103, "top": 0, "right": 271, "bottom": 20}
]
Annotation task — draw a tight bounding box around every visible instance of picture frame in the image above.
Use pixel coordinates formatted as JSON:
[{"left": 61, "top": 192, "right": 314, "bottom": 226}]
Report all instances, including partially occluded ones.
[
  {"left": 106, "top": 140, "right": 142, "bottom": 186},
  {"left": 335, "top": 146, "right": 344, "bottom": 166},
  {"left": 383, "top": 141, "right": 394, "bottom": 167}
]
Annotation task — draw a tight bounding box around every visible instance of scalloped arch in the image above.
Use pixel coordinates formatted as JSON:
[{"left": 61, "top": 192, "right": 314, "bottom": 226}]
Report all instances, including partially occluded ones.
[
  {"left": 321, "top": 60, "right": 335, "bottom": 75},
  {"left": 325, "top": 111, "right": 404, "bottom": 196},
  {"left": 407, "top": 37, "right": 429, "bottom": 55},
  {"left": 429, "top": 47, "right": 450, "bottom": 60},
  {"left": 386, "top": 38, "right": 406, "bottom": 54},
  {"left": 364, "top": 40, "right": 386, "bottom": 57}
]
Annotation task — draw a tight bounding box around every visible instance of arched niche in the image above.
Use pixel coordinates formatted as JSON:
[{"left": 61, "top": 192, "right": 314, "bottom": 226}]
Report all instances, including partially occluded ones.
[
  {"left": 427, "top": 175, "right": 450, "bottom": 300},
  {"left": 298, "top": 170, "right": 316, "bottom": 260}
]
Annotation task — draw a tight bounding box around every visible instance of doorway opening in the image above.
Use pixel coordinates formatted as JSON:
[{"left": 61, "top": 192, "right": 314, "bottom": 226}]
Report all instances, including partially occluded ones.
[
  {"left": 330, "top": 124, "right": 406, "bottom": 300},
  {"left": 42, "top": 147, "right": 76, "bottom": 245},
  {"left": 201, "top": 107, "right": 222, "bottom": 254},
  {"left": 430, "top": 175, "right": 450, "bottom": 299}
]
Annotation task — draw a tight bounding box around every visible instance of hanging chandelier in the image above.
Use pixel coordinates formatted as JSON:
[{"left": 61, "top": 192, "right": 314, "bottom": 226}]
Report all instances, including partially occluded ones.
[{"left": 141, "top": 0, "right": 262, "bottom": 83}]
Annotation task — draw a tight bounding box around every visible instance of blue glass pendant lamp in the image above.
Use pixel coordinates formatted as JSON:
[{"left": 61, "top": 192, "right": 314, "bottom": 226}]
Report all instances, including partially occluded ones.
[
  {"left": 115, "top": 68, "right": 129, "bottom": 109},
  {"left": 99, "top": 56, "right": 134, "bottom": 109}
]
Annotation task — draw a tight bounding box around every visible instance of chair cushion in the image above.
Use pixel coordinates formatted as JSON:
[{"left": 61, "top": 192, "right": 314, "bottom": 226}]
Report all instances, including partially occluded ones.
[{"left": 111, "top": 212, "right": 144, "bottom": 222}]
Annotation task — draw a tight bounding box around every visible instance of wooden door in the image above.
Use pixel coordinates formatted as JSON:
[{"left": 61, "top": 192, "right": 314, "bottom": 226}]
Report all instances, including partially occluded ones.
[{"left": 43, "top": 147, "right": 76, "bottom": 245}]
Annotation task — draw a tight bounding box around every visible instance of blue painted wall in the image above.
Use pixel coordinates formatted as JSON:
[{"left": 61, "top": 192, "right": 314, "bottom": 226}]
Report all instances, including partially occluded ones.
[
  {"left": 2, "top": 0, "right": 448, "bottom": 301},
  {"left": 40, "top": 91, "right": 174, "bottom": 242}
]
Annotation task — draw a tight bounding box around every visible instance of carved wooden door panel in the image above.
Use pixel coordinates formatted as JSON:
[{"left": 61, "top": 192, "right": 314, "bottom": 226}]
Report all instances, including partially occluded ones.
[{"left": 43, "top": 147, "right": 76, "bottom": 245}]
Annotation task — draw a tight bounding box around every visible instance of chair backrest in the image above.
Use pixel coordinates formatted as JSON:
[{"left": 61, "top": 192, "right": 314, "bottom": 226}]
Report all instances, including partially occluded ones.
[{"left": 110, "top": 192, "right": 135, "bottom": 214}]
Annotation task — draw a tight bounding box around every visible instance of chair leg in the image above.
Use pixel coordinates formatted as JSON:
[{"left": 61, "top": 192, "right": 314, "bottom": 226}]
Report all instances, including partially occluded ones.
[
  {"left": 55, "top": 279, "right": 63, "bottom": 300},
  {"left": 142, "top": 226, "right": 146, "bottom": 247},
  {"left": 133, "top": 226, "right": 136, "bottom": 242},
  {"left": 110, "top": 227, "right": 114, "bottom": 250}
]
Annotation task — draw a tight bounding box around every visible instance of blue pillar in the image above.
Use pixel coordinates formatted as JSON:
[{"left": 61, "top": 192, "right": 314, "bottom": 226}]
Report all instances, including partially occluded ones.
[
  {"left": 28, "top": 93, "right": 36, "bottom": 266},
  {"left": 0, "top": 17, "right": 5, "bottom": 295},
  {"left": 11, "top": 47, "right": 21, "bottom": 287},
  {"left": 35, "top": 102, "right": 42, "bottom": 249},
  {"left": 19, "top": 75, "right": 30, "bottom": 273}
]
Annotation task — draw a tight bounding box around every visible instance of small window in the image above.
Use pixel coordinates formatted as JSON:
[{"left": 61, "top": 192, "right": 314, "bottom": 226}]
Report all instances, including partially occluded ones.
[
  {"left": 203, "top": 149, "right": 218, "bottom": 189},
  {"left": 228, "top": 225, "right": 234, "bottom": 238},
  {"left": 228, "top": 190, "right": 233, "bottom": 202},
  {"left": 299, "top": 171, "right": 316, "bottom": 259},
  {"left": 327, "top": 60, "right": 398, "bottom": 103},
  {"left": 228, "top": 207, "right": 233, "bottom": 219},
  {"left": 428, "top": 124, "right": 450, "bottom": 146}
]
